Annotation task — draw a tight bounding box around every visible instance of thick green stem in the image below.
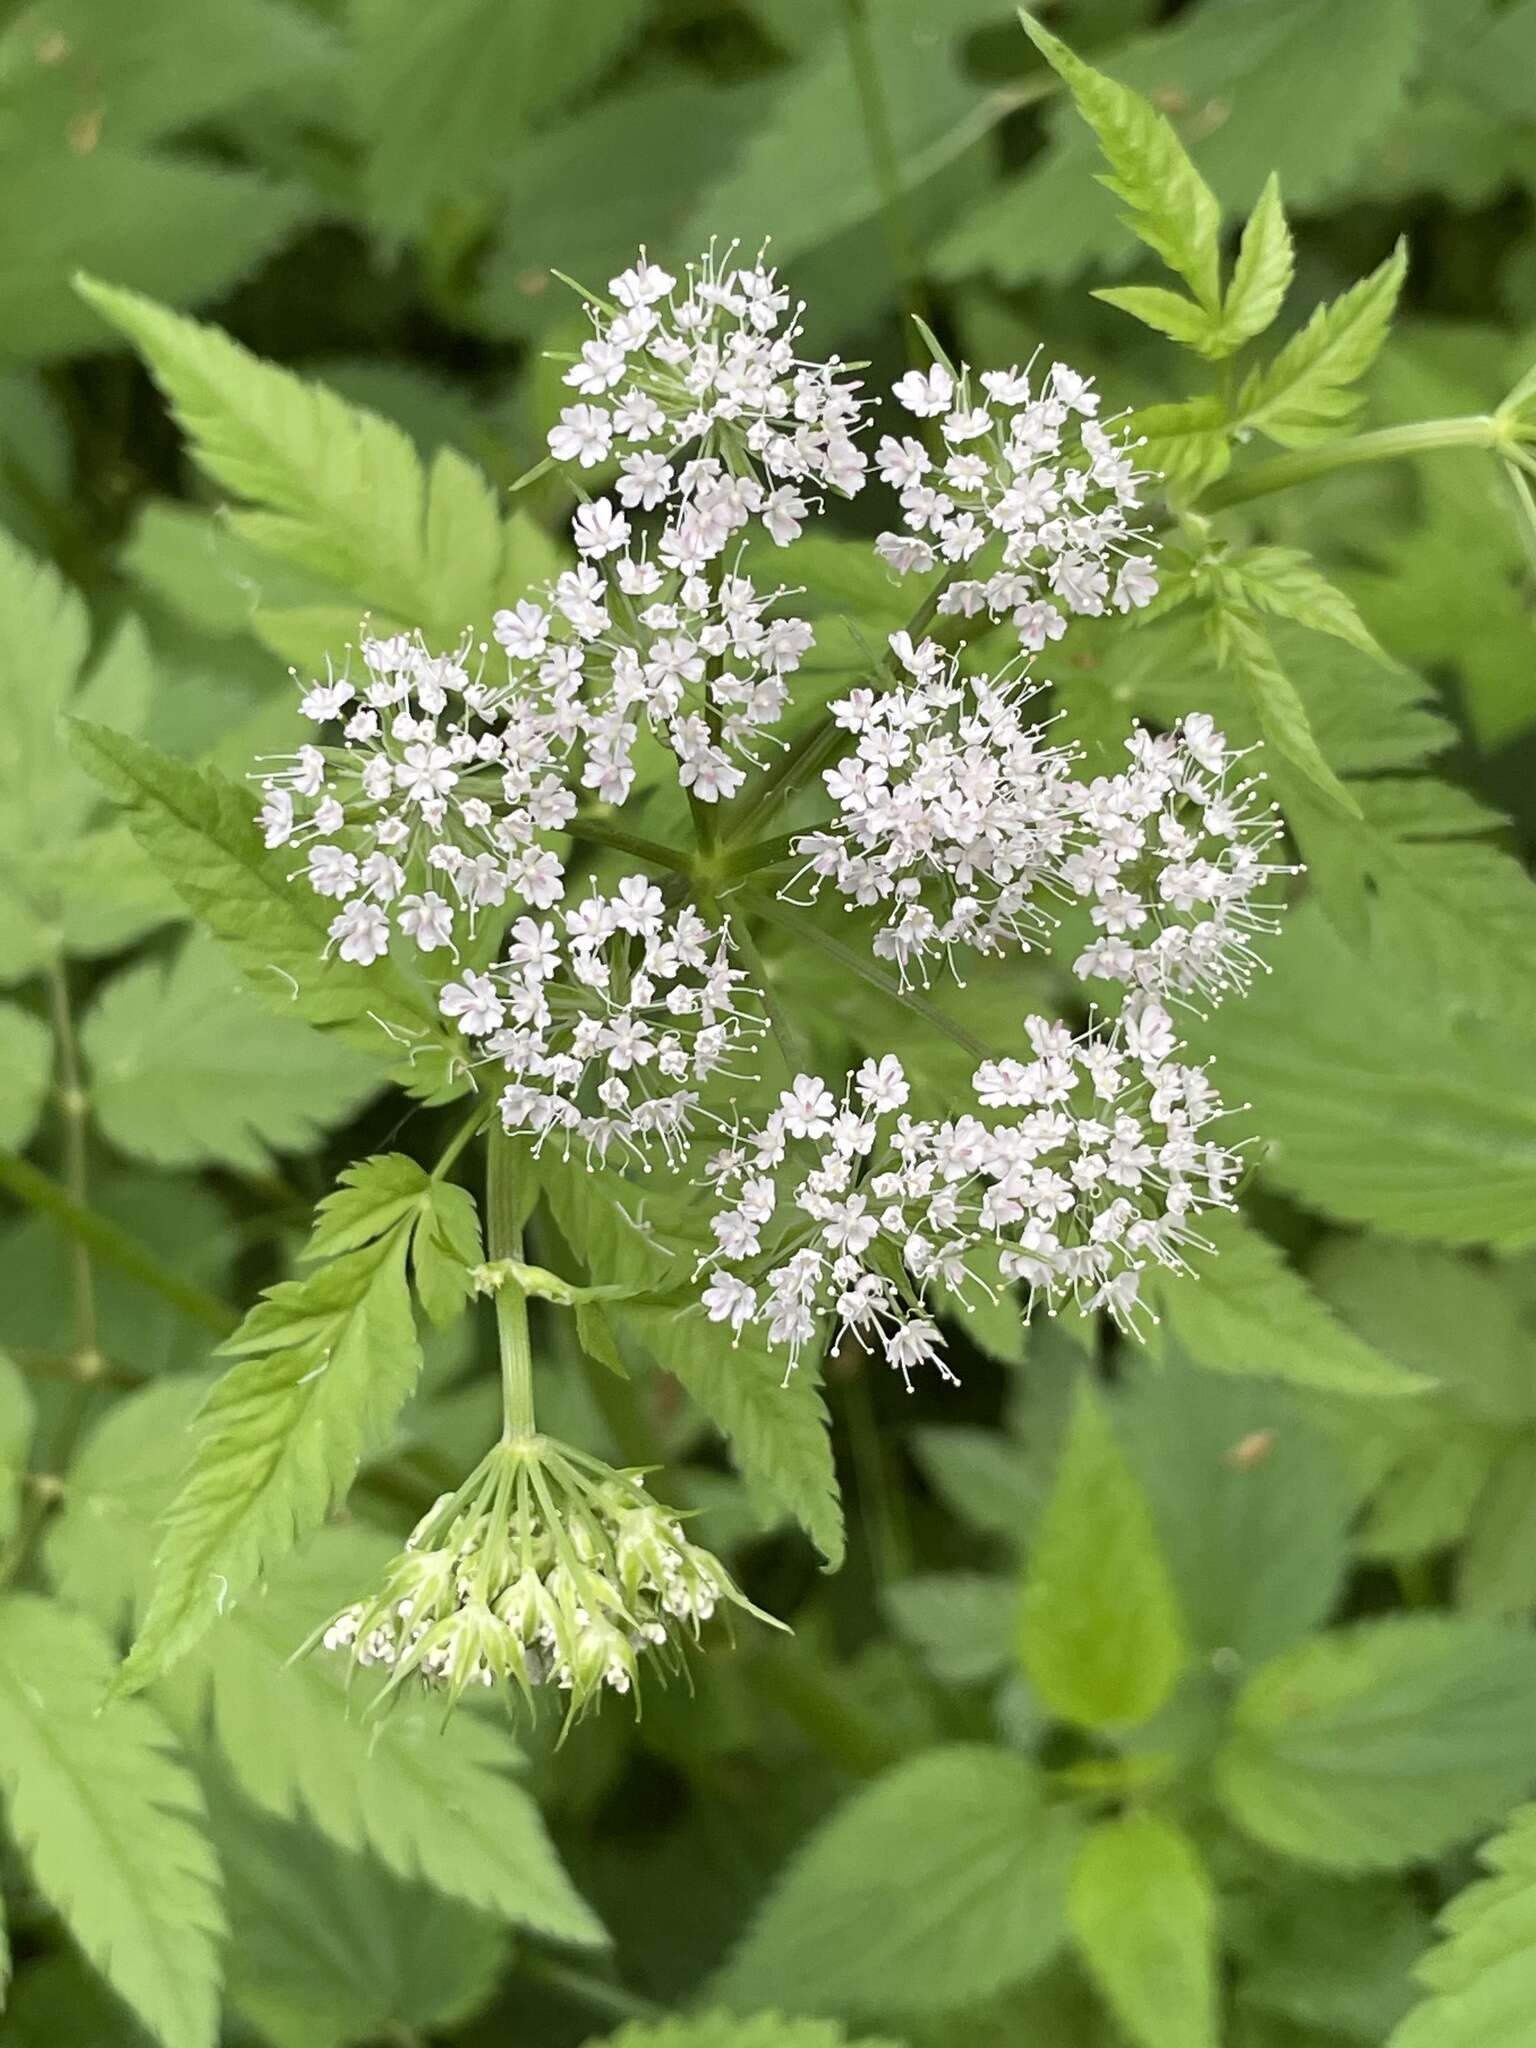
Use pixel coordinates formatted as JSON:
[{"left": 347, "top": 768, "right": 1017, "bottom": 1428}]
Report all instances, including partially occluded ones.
[
  {"left": 0, "top": 1148, "right": 238, "bottom": 1338},
  {"left": 564, "top": 813, "right": 694, "bottom": 875},
  {"left": 1200, "top": 415, "right": 1503, "bottom": 511},
  {"left": 487, "top": 1125, "right": 536, "bottom": 1439}
]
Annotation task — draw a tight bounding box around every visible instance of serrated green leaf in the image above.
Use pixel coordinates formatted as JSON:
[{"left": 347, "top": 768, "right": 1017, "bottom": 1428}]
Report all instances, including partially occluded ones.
[
  {"left": 70, "top": 721, "right": 458, "bottom": 1093},
  {"left": 1206, "top": 605, "right": 1360, "bottom": 816},
  {"left": 1019, "top": 1381, "right": 1187, "bottom": 1730},
  {"left": 1220, "top": 546, "right": 1389, "bottom": 666},
  {"left": 115, "top": 1195, "right": 421, "bottom": 1693},
  {"left": 1217, "top": 1617, "right": 1536, "bottom": 1870},
  {"left": 0, "top": 1003, "right": 50, "bottom": 1151},
  {"left": 1389, "top": 1801, "right": 1536, "bottom": 2048},
  {"left": 1197, "top": 905, "right": 1536, "bottom": 1247},
  {"left": 1070, "top": 1812, "right": 1218, "bottom": 2048},
  {"left": 0, "top": 1594, "right": 223, "bottom": 2048},
  {"left": 216, "top": 1787, "right": 506, "bottom": 2048},
  {"left": 81, "top": 932, "right": 379, "bottom": 1172},
  {"left": 305, "top": 1153, "right": 434, "bottom": 1262},
  {"left": 1130, "top": 398, "right": 1232, "bottom": 494},
  {"left": 1092, "top": 284, "right": 1222, "bottom": 352},
  {"left": 1236, "top": 240, "right": 1407, "bottom": 448},
  {"left": 715, "top": 1746, "right": 1078, "bottom": 2017},
  {"left": 74, "top": 277, "right": 520, "bottom": 640},
  {"left": 1020, "top": 12, "right": 1220, "bottom": 308},
  {"left": 1148, "top": 1213, "right": 1424, "bottom": 1401},
  {"left": 1218, "top": 174, "right": 1295, "bottom": 352}
]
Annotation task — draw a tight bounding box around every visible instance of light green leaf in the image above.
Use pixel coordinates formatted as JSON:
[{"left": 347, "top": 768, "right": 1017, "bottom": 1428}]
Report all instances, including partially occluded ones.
[
  {"left": 1197, "top": 905, "right": 1536, "bottom": 1248},
  {"left": 70, "top": 721, "right": 458, "bottom": 1093},
  {"left": 0, "top": 1594, "right": 223, "bottom": 2048},
  {"left": 74, "top": 277, "right": 519, "bottom": 640},
  {"left": 1019, "top": 1381, "right": 1187, "bottom": 1730},
  {"left": 1092, "top": 285, "right": 1222, "bottom": 352},
  {"left": 1389, "top": 1801, "right": 1536, "bottom": 2048},
  {"left": 1206, "top": 605, "right": 1360, "bottom": 816},
  {"left": 1129, "top": 398, "right": 1232, "bottom": 494},
  {"left": 1220, "top": 546, "right": 1390, "bottom": 666},
  {"left": 0, "top": 1003, "right": 50, "bottom": 1151},
  {"left": 1217, "top": 1617, "right": 1536, "bottom": 1869},
  {"left": 0, "top": 1351, "right": 32, "bottom": 1549},
  {"left": 909, "top": 1423, "right": 1038, "bottom": 1540},
  {"left": 1019, "top": 12, "right": 1221, "bottom": 309},
  {"left": 1120, "top": 1350, "right": 1353, "bottom": 1667},
  {"left": 1218, "top": 173, "right": 1295, "bottom": 351},
  {"left": 715, "top": 1746, "right": 1079, "bottom": 2017},
  {"left": 217, "top": 1789, "right": 506, "bottom": 2048},
  {"left": 1236, "top": 240, "right": 1408, "bottom": 447},
  {"left": 1148, "top": 1213, "right": 1425, "bottom": 1400},
  {"left": 115, "top": 1188, "right": 422, "bottom": 1693},
  {"left": 1070, "top": 1812, "right": 1219, "bottom": 2048},
  {"left": 592, "top": 2017, "right": 903, "bottom": 2048},
  {"left": 81, "top": 932, "right": 379, "bottom": 1173}
]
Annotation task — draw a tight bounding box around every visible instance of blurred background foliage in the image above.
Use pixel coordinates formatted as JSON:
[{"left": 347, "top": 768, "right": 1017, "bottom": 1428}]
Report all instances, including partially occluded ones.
[{"left": 4, "top": 1, "right": 1536, "bottom": 2046}]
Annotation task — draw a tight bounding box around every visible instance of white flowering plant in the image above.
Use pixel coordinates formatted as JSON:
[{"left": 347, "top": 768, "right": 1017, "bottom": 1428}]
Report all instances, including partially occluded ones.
[{"left": 4, "top": 5, "right": 1536, "bottom": 2046}]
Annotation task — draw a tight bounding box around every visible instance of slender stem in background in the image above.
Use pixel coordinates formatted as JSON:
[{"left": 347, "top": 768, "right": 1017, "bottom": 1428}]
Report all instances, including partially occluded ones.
[
  {"left": 840, "top": 1351, "right": 910, "bottom": 1588},
  {"left": 743, "top": 1638, "right": 910, "bottom": 1778},
  {"left": 46, "top": 954, "right": 98, "bottom": 1377},
  {"left": 565, "top": 812, "right": 695, "bottom": 876},
  {"left": 1199, "top": 415, "right": 1503, "bottom": 511},
  {"left": 487, "top": 1125, "right": 536, "bottom": 1439},
  {"left": 0, "top": 1149, "right": 238, "bottom": 1339},
  {"left": 838, "top": 0, "right": 927, "bottom": 343},
  {"left": 521, "top": 1956, "right": 666, "bottom": 2025}
]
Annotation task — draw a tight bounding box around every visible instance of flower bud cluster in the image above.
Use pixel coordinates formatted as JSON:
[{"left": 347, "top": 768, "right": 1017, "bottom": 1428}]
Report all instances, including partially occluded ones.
[
  {"left": 436, "top": 875, "right": 763, "bottom": 1165},
  {"left": 700, "top": 1005, "right": 1239, "bottom": 1383},
  {"left": 319, "top": 1436, "right": 762, "bottom": 1722},
  {"left": 875, "top": 353, "right": 1157, "bottom": 643}
]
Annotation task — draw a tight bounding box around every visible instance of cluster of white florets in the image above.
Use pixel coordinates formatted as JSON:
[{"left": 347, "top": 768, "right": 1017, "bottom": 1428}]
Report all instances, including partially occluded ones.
[
  {"left": 875, "top": 356, "right": 1157, "bottom": 646},
  {"left": 255, "top": 630, "right": 573, "bottom": 966},
  {"left": 492, "top": 560, "right": 816, "bottom": 805},
  {"left": 789, "top": 647, "right": 1290, "bottom": 1002},
  {"left": 1062, "top": 715, "right": 1296, "bottom": 1005},
  {"left": 435, "top": 875, "right": 762, "bottom": 1164},
  {"left": 785, "top": 639, "right": 1081, "bottom": 986},
  {"left": 320, "top": 1439, "right": 758, "bottom": 1721},
  {"left": 700, "top": 1004, "right": 1238, "bottom": 1380},
  {"left": 550, "top": 243, "right": 869, "bottom": 563}
]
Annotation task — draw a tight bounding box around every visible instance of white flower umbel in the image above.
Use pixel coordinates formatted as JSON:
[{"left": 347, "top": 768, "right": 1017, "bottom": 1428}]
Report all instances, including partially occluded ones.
[
  {"left": 550, "top": 242, "right": 870, "bottom": 566},
  {"left": 254, "top": 630, "right": 574, "bottom": 966},
  {"left": 436, "top": 875, "right": 765, "bottom": 1165},
  {"left": 875, "top": 353, "right": 1157, "bottom": 645},
  {"left": 784, "top": 639, "right": 1082, "bottom": 986},
  {"left": 700, "top": 1005, "right": 1242, "bottom": 1375},
  {"left": 976, "top": 1000, "right": 1241, "bottom": 1330},
  {"left": 1064, "top": 715, "right": 1297, "bottom": 1008},
  {"left": 318, "top": 1435, "right": 768, "bottom": 1724}
]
